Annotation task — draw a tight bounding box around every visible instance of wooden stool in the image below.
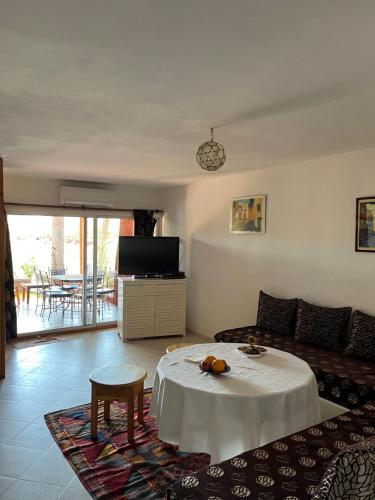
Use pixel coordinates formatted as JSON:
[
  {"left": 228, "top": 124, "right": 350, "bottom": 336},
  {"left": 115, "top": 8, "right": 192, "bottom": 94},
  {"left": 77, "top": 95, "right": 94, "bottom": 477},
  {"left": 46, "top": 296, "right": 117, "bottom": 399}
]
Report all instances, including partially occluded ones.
[
  {"left": 166, "top": 342, "right": 195, "bottom": 354},
  {"left": 89, "top": 364, "right": 147, "bottom": 441}
]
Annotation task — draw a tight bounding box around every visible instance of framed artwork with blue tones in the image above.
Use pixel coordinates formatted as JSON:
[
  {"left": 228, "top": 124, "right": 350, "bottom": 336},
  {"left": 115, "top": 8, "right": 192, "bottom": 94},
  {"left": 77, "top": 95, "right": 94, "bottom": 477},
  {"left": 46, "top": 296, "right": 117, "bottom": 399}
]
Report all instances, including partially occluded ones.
[{"left": 230, "top": 195, "right": 266, "bottom": 234}]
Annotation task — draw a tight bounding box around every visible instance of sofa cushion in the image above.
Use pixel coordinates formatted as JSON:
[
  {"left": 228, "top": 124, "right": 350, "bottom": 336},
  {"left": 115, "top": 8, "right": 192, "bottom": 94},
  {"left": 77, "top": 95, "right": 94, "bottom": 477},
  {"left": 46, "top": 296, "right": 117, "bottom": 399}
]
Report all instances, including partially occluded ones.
[
  {"left": 214, "top": 326, "right": 375, "bottom": 409},
  {"left": 294, "top": 299, "right": 351, "bottom": 352},
  {"left": 168, "top": 402, "right": 375, "bottom": 500},
  {"left": 346, "top": 310, "right": 375, "bottom": 362},
  {"left": 256, "top": 290, "right": 298, "bottom": 336},
  {"left": 314, "top": 435, "right": 375, "bottom": 499}
]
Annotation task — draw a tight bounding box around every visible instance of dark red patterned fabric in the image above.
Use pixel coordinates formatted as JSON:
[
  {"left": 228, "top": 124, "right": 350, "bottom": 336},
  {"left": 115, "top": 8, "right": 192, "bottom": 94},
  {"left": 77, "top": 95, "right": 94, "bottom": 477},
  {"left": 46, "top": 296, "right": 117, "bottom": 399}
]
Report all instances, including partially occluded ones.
[
  {"left": 214, "top": 326, "right": 375, "bottom": 409},
  {"left": 168, "top": 402, "right": 375, "bottom": 500}
]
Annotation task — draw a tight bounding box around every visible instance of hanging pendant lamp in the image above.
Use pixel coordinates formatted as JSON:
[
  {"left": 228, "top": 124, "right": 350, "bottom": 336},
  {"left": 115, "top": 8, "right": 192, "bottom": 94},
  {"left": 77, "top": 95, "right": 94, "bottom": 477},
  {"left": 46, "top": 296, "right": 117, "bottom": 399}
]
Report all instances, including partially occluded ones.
[{"left": 196, "top": 128, "right": 226, "bottom": 171}]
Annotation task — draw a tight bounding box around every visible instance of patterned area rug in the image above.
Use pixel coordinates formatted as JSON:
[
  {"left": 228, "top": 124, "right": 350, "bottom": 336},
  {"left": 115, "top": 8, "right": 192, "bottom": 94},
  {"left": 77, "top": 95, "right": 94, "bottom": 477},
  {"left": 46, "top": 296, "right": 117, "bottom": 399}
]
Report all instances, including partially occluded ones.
[{"left": 44, "top": 389, "right": 209, "bottom": 499}]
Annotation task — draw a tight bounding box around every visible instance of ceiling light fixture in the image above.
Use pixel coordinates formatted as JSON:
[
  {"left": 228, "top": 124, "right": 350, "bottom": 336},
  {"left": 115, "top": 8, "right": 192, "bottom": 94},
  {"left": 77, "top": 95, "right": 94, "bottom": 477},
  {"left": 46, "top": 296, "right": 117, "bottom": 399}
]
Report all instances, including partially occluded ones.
[{"left": 196, "top": 128, "right": 226, "bottom": 172}]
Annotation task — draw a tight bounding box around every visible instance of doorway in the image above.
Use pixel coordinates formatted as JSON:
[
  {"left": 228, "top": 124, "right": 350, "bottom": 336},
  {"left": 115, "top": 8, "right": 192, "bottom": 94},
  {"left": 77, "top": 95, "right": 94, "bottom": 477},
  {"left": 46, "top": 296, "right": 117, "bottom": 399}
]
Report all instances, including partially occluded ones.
[{"left": 7, "top": 213, "right": 135, "bottom": 335}]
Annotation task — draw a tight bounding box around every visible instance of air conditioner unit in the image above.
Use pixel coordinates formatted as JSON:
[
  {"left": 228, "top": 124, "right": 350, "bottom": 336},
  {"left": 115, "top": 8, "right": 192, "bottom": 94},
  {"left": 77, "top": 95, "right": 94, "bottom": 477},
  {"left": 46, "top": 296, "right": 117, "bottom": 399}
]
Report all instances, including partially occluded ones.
[{"left": 58, "top": 186, "right": 116, "bottom": 208}]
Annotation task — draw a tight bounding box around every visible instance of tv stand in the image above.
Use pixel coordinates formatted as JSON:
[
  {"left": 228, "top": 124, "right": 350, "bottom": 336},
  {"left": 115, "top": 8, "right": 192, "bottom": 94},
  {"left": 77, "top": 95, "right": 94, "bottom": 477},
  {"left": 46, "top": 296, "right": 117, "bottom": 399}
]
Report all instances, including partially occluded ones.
[
  {"left": 133, "top": 274, "right": 157, "bottom": 279},
  {"left": 118, "top": 277, "right": 186, "bottom": 340},
  {"left": 133, "top": 272, "right": 186, "bottom": 279}
]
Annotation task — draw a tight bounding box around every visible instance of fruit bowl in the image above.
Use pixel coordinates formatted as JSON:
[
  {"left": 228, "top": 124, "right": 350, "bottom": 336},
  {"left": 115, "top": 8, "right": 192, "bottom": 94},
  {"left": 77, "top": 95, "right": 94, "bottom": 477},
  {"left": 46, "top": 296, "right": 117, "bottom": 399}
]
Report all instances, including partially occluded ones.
[
  {"left": 208, "top": 364, "right": 231, "bottom": 375},
  {"left": 199, "top": 356, "right": 230, "bottom": 374},
  {"left": 238, "top": 345, "right": 267, "bottom": 357}
]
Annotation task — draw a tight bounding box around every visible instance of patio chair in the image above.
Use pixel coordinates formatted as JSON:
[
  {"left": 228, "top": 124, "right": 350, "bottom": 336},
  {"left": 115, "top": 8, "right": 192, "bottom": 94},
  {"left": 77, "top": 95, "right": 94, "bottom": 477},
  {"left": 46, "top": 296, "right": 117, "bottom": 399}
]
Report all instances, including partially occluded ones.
[
  {"left": 49, "top": 267, "right": 67, "bottom": 276},
  {"left": 40, "top": 271, "right": 73, "bottom": 319},
  {"left": 49, "top": 267, "right": 80, "bottom": 292},
  {"left": 34, "top": 268, "right": 48, "bottom": 314},
  {"left": 97, "top": 270, "right": 117, "bottom": 315}
]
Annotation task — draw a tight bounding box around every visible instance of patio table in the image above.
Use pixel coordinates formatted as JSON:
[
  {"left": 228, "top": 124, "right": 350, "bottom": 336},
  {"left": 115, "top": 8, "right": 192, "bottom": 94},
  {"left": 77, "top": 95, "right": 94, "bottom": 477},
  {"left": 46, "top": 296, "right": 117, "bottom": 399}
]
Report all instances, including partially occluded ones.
[{"left": 51, "top": 274, "right": 84, "bottom": 283}]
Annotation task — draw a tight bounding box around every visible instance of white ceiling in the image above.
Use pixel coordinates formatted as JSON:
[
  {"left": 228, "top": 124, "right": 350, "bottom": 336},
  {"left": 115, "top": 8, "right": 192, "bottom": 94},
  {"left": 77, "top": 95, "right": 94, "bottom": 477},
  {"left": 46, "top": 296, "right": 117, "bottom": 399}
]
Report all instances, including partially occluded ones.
[{"left": 2, "top": 0, "right": 375, "bottom": 186}]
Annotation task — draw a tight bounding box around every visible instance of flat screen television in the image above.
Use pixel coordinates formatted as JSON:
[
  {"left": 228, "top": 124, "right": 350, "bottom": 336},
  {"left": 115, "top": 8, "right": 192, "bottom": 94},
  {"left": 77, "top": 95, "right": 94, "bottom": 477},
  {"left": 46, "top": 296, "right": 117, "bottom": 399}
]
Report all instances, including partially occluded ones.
[{"left": 118, "top": 236, "right": 179, "bottom": 276}]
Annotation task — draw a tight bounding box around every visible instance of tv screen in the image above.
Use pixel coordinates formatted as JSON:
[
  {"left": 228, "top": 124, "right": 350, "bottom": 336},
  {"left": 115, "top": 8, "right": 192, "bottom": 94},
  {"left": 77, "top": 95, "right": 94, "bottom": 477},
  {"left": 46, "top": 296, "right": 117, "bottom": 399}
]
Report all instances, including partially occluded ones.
[{"left": 118, "top": 236, "right": 179, "bottom": 276}]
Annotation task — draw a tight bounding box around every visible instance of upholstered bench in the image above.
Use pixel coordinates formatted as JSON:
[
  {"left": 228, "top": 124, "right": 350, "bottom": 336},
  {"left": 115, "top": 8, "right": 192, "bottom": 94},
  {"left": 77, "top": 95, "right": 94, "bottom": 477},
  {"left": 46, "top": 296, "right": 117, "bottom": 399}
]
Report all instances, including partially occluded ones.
[
  {"left": 213, "top": 291, "right": 375, "bottom": 410},
  {"left": 168, "top": 401, "right": 375, "bottom": 500}
]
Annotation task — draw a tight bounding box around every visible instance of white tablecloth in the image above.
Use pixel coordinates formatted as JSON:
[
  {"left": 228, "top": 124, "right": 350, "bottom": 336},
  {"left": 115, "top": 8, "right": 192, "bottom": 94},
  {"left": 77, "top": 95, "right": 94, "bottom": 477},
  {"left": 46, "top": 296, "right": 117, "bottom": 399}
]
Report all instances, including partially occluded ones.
[{"left": 150, "top": 343, "right": 320, "bottom": 464}]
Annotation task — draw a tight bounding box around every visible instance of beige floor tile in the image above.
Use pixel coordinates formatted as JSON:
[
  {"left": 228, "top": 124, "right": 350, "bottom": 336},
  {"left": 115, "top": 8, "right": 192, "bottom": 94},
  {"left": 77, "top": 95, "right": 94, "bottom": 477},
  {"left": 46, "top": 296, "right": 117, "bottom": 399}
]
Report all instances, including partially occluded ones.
[
  {"left": 21, "top": 448, "right": 75, "bottom": 486},
  {"left": 0, "top": 400, "right": 50, "bottom": 423},
  {"left": 15, "top": 373, "right": 54, "bottom": 388},
  {"left": 0, "top": 419, "right": 28, "bottom": 445},
  {"left": 58, "top": 486, "right": 91, "bottom": 500},
  {"left": 0, "top": 476, "right": 16, "bottom": 496},
  {"left": 9, "top": 423, "right": 54, "bottom": 451},
  {"left": 0, "top": 444, "right": 43, "bottom": 478},
  {"left": 0, "top": 384, "right": 50, "bottom": 403},
  {"left": 0, "top": 479, "right": 64, "bottom": 500}
]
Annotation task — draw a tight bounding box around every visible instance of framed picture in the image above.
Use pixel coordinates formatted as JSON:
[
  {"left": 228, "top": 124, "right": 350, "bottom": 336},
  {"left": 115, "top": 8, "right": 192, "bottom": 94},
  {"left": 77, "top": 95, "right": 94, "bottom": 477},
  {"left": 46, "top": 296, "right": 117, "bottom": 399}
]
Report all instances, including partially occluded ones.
[
  {"left": 356, "top": 196, "right": 375, "bottom": 252},
  {"left": 230, "top": 195, "right": 266, "bottom": 234}
]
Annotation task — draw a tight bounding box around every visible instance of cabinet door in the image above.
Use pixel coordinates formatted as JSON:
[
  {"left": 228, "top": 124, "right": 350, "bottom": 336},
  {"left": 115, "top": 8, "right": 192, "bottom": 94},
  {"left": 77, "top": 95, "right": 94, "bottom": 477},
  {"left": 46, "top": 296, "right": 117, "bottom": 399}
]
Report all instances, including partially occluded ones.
[
  {"left": 155, "top": 294, "right": 186, "bottom": 337},
  {"left": 125, "top": 295, "right": 155, "bottom": 338}
]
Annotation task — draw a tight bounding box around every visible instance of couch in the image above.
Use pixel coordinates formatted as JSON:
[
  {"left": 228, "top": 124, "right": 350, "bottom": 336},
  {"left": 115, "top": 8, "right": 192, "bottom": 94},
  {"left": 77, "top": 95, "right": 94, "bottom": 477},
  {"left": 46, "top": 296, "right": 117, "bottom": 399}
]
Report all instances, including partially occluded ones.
[
  {"left": 168, "top": 401, "right": 375, "bottom": 499},
  {"left": 214, "top": 292, "right": 375, "bottom": 410},
  {"left": 168, "top": 292, "right": 375, "bottom": 499}
]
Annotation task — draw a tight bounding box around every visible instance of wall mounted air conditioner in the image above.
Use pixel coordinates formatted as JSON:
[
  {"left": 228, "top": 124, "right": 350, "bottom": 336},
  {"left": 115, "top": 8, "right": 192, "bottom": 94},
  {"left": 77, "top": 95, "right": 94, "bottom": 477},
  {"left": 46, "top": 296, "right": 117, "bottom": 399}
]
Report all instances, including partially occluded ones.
[{"left": 58, "top": 186, "right": 116, "bottom": 208}]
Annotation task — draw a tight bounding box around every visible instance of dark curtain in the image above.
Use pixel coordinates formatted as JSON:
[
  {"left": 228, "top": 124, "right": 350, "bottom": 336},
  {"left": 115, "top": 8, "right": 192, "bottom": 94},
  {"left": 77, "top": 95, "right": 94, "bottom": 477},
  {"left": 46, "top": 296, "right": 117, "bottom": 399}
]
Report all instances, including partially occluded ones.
[
  {"left": 4, "top": 214, "right": 17, "bottom": 341},
  {"left": 133, "top": 210, "right": 157, "bottom": 236}
]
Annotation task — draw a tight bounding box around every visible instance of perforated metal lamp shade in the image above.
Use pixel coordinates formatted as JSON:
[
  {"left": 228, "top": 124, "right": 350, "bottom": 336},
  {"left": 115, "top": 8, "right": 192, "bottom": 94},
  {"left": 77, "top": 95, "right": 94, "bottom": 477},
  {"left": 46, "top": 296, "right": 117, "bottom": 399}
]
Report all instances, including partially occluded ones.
[{"left": 196, "top": 128, "right": 226, "bottom": 171}]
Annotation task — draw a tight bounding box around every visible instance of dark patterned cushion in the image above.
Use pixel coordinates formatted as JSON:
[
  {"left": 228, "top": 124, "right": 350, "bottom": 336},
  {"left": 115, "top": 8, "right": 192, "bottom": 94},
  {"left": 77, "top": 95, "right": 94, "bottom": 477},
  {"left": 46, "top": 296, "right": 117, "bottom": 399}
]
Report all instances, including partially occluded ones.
[
  {"left": 314, "top": 436, "right": 375, "bottom": 500},
  {"left": 346, "top": 310, "right": 375, "bottom": 362},
  {"left": 256, "top": 290, "right": 298, "bottom": 336},
  {"left": 294, "top": 300, "right": 351, "bottom": 352}
]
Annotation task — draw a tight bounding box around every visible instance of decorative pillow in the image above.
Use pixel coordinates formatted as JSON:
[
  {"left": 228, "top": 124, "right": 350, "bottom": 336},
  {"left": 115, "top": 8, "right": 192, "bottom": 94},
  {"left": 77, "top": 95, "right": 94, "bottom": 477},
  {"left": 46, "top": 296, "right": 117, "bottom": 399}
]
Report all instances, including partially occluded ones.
[
  {"left": 256, "top": 290, "right": 298, "bottom": 337},
  {"left": 314, "top": 436, "right": 375, "bottom": 500},
  {"left": 346, "top": 310, "right": 375, "bottom": 361},
  {"left": 294, "top": 300, "right": 351, "bottom": 351}
]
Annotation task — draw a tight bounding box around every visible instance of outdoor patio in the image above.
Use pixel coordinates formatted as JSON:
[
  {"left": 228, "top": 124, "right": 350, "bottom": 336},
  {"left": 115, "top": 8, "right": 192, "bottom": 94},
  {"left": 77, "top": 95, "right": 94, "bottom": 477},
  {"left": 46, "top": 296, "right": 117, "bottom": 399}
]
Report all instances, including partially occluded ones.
[
  {"left": 16, "top": 297, "right": 118, "bottom": 334},
  {"left": 8, "top": 214, "right": 123, "bottom": 335}
]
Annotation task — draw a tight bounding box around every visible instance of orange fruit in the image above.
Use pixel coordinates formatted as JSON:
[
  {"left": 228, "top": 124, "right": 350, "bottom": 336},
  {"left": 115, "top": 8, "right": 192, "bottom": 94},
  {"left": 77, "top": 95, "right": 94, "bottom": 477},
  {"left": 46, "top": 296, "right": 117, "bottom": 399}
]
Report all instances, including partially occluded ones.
[
  {"left": 211, "top": 359, "right": 226, "bottom": 373},
  {"left": 203, "top": 355, "right": 216, "bottom": 365}
]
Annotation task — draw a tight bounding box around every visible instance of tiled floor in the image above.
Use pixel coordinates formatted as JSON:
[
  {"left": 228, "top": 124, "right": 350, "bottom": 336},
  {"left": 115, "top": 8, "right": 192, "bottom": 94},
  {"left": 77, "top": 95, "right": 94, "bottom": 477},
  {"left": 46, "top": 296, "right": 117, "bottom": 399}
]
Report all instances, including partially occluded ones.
[
  {"left": 16, "top": 298, "right": 118, "bottom": 334},
  {"left": 0, "top": 329, "right": 208, "bottom": 499}
]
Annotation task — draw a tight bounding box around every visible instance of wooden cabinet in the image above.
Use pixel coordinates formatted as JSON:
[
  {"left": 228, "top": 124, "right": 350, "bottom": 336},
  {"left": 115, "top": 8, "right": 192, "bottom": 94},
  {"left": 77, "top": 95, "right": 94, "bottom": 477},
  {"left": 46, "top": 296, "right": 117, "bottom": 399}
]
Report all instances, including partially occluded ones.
[{"left": 118, "top": 277, "right": 186, "bottom": 340}]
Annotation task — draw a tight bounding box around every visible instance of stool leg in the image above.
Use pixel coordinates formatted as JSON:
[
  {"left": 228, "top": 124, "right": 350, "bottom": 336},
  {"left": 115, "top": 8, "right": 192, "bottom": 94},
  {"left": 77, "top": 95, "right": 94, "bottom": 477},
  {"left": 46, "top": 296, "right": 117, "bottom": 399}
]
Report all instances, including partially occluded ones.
[
  {"left": 128, "top": 393, "right": 134, "bottom": 441},
  {"left": 138, "top": 383, "right": 144, "bottom": 425},
  {"left": 90, "top": 384, "right": 98, "bottom": 439},
  {"left": 104, "top": 400, "right": 110, "bottom": 420}
]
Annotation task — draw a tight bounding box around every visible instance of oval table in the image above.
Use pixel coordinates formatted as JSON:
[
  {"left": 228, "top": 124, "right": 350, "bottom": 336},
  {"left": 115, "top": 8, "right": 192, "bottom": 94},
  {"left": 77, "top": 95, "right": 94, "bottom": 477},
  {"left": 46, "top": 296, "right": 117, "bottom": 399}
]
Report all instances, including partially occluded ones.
[{"left": 150, "top": 343, "right": 321, "bottom": 464}]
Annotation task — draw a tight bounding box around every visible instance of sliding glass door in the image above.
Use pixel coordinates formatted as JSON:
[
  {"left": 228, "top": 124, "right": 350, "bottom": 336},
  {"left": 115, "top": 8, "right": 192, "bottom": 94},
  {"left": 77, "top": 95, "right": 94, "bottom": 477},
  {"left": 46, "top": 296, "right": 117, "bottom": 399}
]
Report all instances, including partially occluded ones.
[
  {"left": 95, "top": 217, "right": 134, "bottom": 325},
  {"left": 7, "top": 213, "right": 135, "bottom": 335}
]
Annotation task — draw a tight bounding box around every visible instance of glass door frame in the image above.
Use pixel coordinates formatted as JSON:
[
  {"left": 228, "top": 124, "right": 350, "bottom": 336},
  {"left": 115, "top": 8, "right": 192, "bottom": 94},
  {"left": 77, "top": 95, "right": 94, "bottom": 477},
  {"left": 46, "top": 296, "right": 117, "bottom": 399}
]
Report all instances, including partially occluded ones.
[{"left": 5, "top": 205, "right": 163, "bottom": 336}]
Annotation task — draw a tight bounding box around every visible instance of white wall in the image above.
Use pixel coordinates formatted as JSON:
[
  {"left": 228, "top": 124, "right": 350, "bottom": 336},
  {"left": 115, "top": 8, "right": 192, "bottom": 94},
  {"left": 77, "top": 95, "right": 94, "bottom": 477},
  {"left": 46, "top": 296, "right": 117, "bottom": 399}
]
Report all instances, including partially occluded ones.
[
  {"left": 162, "top": 148, "right": 375, "bottom": 338},
  {"left": 4, "top": 173, "right": 164, "bottom": 210}
]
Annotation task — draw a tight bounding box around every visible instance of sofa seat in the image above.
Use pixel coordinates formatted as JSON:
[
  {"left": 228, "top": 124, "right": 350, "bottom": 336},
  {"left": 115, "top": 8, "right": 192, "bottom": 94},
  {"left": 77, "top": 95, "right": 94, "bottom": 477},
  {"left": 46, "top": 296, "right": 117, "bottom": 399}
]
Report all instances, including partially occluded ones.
[
  {"left": 214, "top": 326, "right": 375, "bottom": 409},
  {"left": 168, "top": 401, "right": 375, "bottom": 500}
]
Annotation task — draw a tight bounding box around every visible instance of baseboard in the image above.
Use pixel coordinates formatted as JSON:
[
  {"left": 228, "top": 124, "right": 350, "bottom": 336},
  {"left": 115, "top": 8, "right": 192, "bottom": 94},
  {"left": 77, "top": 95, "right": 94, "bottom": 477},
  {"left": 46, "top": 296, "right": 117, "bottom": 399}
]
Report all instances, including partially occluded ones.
[{"left": 186, "top": 328, "right": 214, "bottom": 340}]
